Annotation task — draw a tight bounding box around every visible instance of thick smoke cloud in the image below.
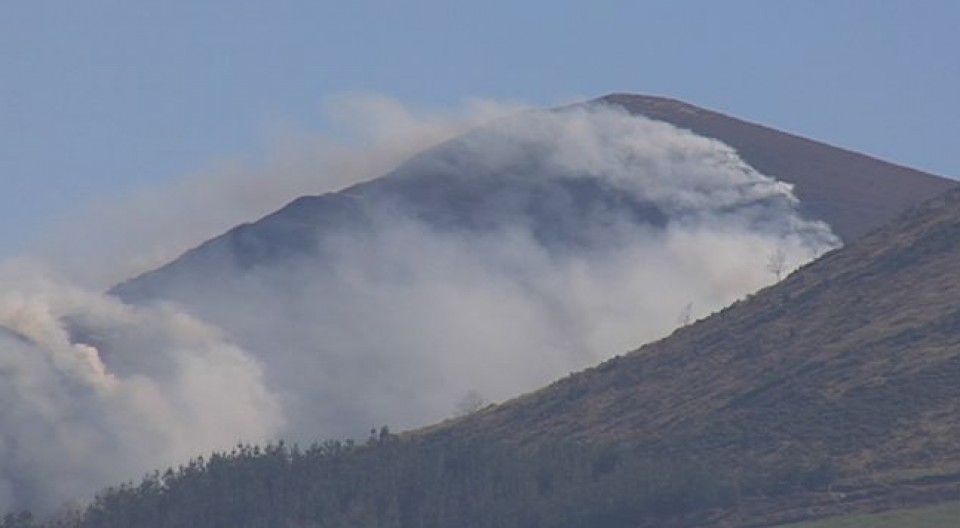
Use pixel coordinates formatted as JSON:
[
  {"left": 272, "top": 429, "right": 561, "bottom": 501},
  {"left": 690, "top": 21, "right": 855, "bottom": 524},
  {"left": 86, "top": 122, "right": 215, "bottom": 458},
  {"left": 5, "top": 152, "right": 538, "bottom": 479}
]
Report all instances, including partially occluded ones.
[
  {"left": 0, "top": 98, "right": 839, "bottom": 513},
  {"left": 128, "top": 104, "right": 840, "bottom": 442},
  {"left": 0, "top": 262, "right": 281, "bottom": 513},
  {"left": 0, "top": 96, "right": 529, "bottom": 513}
]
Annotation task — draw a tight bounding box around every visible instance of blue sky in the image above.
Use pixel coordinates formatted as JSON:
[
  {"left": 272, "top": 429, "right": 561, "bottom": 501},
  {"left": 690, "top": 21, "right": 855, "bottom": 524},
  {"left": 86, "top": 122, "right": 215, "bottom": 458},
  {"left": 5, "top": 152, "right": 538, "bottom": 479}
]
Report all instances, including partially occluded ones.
[{"left": 2, "top": 1, "right": 958, "bottom": 260}]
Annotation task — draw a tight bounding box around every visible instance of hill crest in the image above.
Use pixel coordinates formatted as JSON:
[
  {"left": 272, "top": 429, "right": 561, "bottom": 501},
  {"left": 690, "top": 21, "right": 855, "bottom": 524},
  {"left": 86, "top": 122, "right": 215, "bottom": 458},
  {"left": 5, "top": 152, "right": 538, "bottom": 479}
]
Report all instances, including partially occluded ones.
[{"left": 600, "top": 93, "right": 956, "bottom": 241}]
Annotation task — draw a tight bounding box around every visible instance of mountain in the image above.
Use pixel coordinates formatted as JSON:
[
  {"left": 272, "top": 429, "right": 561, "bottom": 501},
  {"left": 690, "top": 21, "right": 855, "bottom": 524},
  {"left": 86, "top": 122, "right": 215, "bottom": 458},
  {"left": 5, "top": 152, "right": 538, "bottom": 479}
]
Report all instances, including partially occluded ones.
[
  {"left": 602, "top": 93, "right": 956, "bottom": 241},
  {"left": 103, "top": 95, "right": 956, "bottom": 444},
  {"left": 31, "top": 150, "right": 960, "bottom": 528},
  {"left": 112, "top": 94, "right": 955, "bottom": 303}
]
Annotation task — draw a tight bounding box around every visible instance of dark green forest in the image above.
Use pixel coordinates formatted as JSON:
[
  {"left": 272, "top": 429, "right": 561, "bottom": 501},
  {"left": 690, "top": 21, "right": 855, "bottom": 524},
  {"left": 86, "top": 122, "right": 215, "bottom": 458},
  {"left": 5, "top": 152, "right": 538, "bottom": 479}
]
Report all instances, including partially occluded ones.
[{"left": 3, "top": 427, "right": 837, "bottom": 528}]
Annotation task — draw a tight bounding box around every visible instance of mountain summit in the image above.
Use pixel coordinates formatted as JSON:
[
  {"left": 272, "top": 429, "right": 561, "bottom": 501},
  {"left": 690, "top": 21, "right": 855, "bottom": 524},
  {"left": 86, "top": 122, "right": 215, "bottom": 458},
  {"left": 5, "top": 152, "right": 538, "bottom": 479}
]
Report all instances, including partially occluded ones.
[
  {"left": 601, "top": 93, "right": 955, "bottom": 241},
  {"left": 114, "top": 95, "right": 955, "bottom": 302}
]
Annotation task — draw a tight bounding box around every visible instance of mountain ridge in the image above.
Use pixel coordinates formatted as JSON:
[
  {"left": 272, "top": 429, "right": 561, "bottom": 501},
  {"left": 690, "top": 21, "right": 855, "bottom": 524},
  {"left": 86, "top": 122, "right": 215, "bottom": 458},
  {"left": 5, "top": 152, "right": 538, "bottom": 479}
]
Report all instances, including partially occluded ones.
[
  {"left": 599, "top": 93, "right": 956, "bottom": 241},
  {"left": 112, "top": 94, "right": 956, "bottom": 302}
]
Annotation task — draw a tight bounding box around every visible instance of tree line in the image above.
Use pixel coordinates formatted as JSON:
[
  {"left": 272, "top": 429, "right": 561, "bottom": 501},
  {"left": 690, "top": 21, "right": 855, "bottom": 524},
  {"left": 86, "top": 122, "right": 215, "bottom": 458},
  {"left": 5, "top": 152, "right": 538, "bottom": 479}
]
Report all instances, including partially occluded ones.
[{"left": 2, "top": 427, "right": 836, "bottom": 528}]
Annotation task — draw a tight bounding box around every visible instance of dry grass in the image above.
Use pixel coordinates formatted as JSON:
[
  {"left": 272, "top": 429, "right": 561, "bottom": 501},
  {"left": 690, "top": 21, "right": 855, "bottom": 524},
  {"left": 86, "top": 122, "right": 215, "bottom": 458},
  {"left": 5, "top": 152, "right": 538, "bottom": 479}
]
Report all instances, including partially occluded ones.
[{"left": 782, "top": 500, "right": 960, "bottom": 528}]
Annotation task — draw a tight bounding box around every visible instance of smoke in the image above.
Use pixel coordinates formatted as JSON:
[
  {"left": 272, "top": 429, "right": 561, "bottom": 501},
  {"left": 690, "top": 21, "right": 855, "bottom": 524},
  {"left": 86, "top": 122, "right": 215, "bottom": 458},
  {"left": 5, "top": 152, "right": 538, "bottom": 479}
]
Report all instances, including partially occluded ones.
[
  {"left": 0, "top": 96, "right": 840, "bottom": 513},
  {"left": 0, "top": 261, "right": 282, "bottom": 513},
  {"left": 0, "top": 95, "right": 529, "bottom": 513},
  {"left": 35, "top": 94, "right": 528, "bottom": 289},
  {"left": 115, "top": 103, "right": 840, "bottom": 442}
]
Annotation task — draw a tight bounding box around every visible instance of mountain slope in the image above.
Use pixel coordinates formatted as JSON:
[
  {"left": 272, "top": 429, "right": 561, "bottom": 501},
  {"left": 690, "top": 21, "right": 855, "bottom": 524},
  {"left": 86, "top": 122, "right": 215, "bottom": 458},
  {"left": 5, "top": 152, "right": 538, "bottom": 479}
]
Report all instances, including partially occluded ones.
[
  {"left": 35, "top": 160, "right": 960, "bottom": 528},
  {"left": 602, "top": 93, "right": 956, "bottom": 241},
  {"left": 420, "top": 185, "right": 960, "bottom": 523}
]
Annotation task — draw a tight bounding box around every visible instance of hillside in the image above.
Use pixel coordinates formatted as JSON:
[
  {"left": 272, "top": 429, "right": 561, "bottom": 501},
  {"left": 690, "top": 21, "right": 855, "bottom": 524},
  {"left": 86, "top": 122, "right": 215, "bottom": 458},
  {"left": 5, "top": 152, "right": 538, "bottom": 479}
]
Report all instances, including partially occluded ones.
[
  {"left": 419, "top": 184, "right": 960, "bottom": 524},
  {"left": 80, "top": 96, "right": 960, "bottom": 526},
  {"left": 786, "top": 500, "right": 960, "bottom": 528},
  {"left": 602, "top": 93, "right": 956, "bottom": 241},
  {"left": 19, "top": 159, "right": 960, "bottom": 528}
]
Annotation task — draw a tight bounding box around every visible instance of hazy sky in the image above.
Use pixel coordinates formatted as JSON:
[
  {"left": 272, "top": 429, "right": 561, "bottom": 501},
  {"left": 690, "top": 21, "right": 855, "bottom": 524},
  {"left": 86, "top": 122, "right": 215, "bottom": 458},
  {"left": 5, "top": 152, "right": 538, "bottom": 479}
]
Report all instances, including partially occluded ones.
[{"left": 2, "top": 1, "right": 958, "bottom": 261}]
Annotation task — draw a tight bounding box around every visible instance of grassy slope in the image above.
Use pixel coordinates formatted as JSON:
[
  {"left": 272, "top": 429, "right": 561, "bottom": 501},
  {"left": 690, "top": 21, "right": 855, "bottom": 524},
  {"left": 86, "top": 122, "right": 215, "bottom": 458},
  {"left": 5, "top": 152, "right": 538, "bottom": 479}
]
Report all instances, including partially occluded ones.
[{"left": 782, "top": 500, "right": 960, "bottom": 527}]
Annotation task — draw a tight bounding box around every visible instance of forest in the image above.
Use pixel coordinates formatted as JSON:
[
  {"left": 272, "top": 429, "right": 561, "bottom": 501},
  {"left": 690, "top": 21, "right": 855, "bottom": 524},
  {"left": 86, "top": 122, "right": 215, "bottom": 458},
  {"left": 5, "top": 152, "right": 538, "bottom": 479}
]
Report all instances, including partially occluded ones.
[{"left": 2, "top": 426, "right": 836, "bottom": 528}]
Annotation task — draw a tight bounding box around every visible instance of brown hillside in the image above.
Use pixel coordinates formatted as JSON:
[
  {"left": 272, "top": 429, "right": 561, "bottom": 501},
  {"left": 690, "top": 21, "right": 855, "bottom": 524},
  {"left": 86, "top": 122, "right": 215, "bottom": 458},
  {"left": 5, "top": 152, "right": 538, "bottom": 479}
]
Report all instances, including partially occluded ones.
[
  {"left": 601, "top": 94, "right": 956, "bottom": 242},
  {"left": 422, "top": 186, "right": 960, "bottom": 525}
]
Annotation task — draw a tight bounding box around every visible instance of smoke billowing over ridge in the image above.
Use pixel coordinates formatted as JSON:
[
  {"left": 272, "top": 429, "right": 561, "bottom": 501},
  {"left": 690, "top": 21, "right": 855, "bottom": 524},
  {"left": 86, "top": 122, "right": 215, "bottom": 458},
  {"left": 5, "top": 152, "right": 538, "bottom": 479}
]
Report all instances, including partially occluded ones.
[
  {"left": 0, "top": 97, "right": 839, "bottom": 513},
  {"left": 37, "top": 94, "right": 528, "bottom": 289},
  {"left": 112, "top": 103, "right": 840, "bottom": 440}
]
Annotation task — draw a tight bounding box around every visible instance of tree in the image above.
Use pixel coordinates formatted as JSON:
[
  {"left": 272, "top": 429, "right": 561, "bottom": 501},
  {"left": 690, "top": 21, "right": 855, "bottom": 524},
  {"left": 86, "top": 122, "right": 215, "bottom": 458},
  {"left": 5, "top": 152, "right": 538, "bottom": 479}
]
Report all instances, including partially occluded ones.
[
  {"left": 455, "top": 391, "right": 487, "bottom": 416},
  {"left": 767, "top": 247, "right": 787, "bottom": 281},
  {"left": 677, "top": 302, "right": 693, "bottom": 326}
]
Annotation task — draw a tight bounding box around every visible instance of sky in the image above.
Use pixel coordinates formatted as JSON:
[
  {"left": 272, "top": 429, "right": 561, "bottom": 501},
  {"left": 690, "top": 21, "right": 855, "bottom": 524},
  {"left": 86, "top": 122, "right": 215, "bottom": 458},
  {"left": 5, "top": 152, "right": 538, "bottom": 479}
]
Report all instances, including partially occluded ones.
[{"left": 2, "top": 0, "right": 958, "bottom": 264}]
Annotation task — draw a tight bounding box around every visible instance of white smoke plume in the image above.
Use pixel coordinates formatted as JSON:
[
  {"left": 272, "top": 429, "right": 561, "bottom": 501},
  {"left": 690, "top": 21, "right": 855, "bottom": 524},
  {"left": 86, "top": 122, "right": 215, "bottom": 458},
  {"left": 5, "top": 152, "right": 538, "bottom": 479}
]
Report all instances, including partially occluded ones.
[
  {"left": 0, "top": 261, "right": 282, "bottom": 513},
  {"left": 113, "top": 104, "right": 840, "bottom": 442},
  {"left": 0, "top": 96, "right": 840, "bottom": 513}
]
